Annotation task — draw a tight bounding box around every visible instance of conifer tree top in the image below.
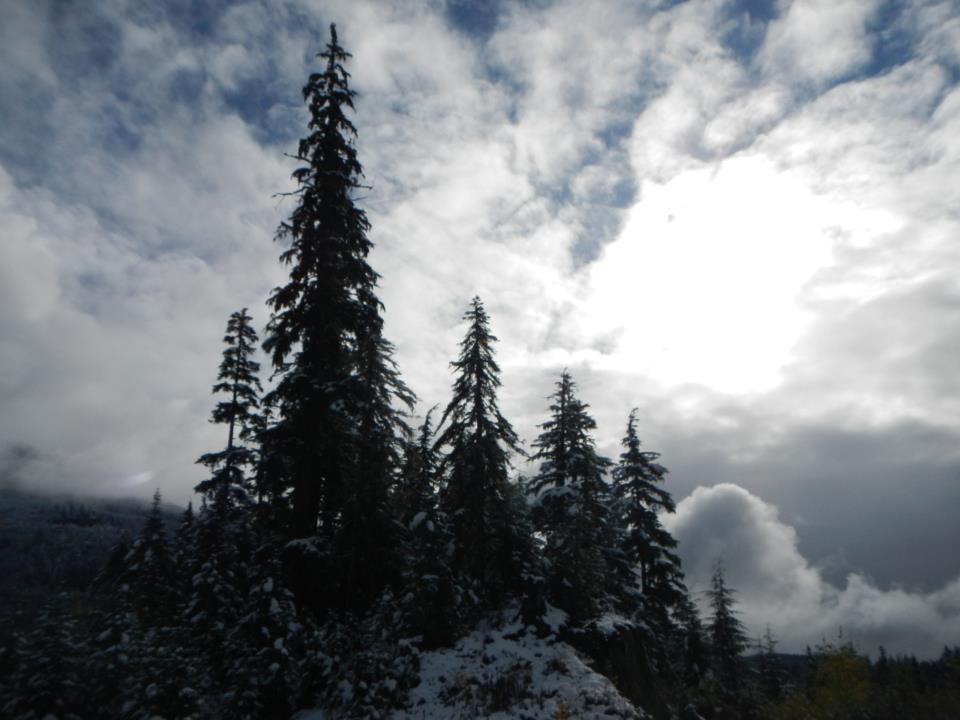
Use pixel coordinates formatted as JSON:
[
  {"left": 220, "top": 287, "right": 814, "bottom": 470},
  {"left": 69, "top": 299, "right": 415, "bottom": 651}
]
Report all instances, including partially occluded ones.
[
  {"left": 612, "top": 408, "right": 674, "bottom": 513},
  {"left": 530, "top": 370, "right": 608, "bottom": 493},
  {"left": 264, "top": 22, "right": 380, "bottom": 372},
  {"left": 707, "top": 560, "right": 748, "bottom": 658},
  {"left": 436, "top": 296, "right": 521, "bottom": 457},
  {"left": 196, "top": 308, "right": 261, "bottom": 512}
]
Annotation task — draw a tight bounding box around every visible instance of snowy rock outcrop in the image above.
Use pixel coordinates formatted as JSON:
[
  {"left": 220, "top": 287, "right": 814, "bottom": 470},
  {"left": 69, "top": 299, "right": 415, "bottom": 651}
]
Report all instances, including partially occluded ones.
[{"left": 298, "top": 612, "right": 646, "bottom": 719}]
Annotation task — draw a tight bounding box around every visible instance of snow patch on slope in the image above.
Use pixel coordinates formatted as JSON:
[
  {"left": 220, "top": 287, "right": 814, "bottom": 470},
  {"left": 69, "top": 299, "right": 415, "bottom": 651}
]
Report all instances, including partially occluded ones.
[
  {"left": 436, "top": 614, "right": 646, "bottom": 718},
  {"left": 296, "top": 610, "right": 645, "bottom": 719},
  {"left": 397, "top": 623, "right": 641, "bottom": 719}
]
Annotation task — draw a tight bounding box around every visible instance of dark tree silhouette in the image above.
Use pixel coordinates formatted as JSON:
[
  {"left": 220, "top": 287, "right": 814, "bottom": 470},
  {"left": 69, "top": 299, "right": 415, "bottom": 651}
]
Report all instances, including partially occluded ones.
[
  {"left": 195, "top": 308, "right": 262, "bottom": 514},
  {"left": 259, "top": 24, "right": 413, "bottom": 610},
  {"left": 120, "top": 490, "right": 177, "bottom": 621},
  {"left": 436, "top": 297, "right": 527, "bottom": 601},
  {"left": 611, "top": 409, "right": 684, "bottom": 627},
  {"left": 707, "top": 561, "right": 747, "bottom": 694},
  {"left": 673, "top": 591, "right": 708, "bottom": 688},
  {"left": 396, "top": 407, "right": 440, "bottom": 527},
  {"left": 395, "top": 409, "right": 460, "bottom": 647},
  {"left": 528, "top": 370, "right": 618, "bottom": 620}
]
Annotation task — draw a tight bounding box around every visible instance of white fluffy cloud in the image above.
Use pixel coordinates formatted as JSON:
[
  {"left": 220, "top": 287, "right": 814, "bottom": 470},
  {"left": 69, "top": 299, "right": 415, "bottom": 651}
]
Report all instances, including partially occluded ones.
[
  {"left": 666, "top": 483, "right": 960, "bottom": 657},
  {"left": 759, "top": 0, "right": 878, "bottom": 86}
]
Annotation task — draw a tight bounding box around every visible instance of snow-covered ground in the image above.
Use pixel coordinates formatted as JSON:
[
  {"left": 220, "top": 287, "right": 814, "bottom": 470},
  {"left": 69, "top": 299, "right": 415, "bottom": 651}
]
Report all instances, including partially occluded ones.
[{"left": 297, "top": 611, "right": 645, "bottom": 719}]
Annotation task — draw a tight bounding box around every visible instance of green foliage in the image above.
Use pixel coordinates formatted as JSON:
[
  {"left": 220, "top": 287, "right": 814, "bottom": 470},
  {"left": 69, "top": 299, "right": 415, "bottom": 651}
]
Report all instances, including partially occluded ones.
[{"left": 767, "top": 638, "right": 870, "bottom": 720}]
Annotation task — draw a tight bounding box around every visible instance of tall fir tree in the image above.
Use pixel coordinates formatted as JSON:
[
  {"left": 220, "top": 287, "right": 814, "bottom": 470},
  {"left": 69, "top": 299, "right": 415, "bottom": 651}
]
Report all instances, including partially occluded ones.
[
  {"left": 259, "top": 24, "right": 413, "bottom": 610},
  {"left": 188, "top": 309, "right": 262, "bottom": 652},
  {"left": 195, "top": 308, "right": 262, "bottom": 514},
  {"left": 435, "top": 297, "right": 527, "bottom": 602},
  {"left": 707, "top": 561, "right": 748, "bottom": 695},
  {"left": 611, "top": 409, "right": 685, "bottom": 627},
  {"left": 528, "top": 371, "right": 618, "bottom": 620}
]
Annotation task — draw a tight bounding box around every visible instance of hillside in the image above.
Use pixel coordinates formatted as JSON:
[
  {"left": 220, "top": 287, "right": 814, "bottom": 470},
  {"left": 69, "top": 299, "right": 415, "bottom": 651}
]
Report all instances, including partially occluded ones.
[{"left": 0, "top": 488, "right": 180, "bottom": 611}]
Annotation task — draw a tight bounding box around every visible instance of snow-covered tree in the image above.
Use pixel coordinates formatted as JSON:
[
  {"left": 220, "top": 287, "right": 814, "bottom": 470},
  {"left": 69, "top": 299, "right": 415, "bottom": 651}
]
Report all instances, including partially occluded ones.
[
  {"left": 528, "top": 371, "right": 616, "bottom": 620},
  {"left": 436, "top": 297, "right": 528, "bottom": 602},
  {"left": 85, "top": 491, "right": 206, "bottom": 719},
  {"left": 221, "top": 545, "right": 312, "bottom": 719},
  {"left": 0, "top": 605, "right": 88, "bottom": 720}
]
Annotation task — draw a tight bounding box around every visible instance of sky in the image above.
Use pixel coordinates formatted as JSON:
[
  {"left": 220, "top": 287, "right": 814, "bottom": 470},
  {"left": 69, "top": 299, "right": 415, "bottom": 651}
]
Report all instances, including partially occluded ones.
[{"left": 1, "top": 0, "right": 959, "bottom": 656}]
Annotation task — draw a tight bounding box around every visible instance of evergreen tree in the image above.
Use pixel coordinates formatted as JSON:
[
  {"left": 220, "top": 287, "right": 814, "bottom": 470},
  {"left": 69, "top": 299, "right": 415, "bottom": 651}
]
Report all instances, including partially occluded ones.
[
  {"left": 673, "top": 591, "right": 708, "bottom": 688},
  {"left": 221, "top": 546, "right": 311, "bottom": 719},
  {"left": 0, "top": 605, "right": 87, "bottom": 720},
  {"left": 528, "top": 371, "right": 616, "bottom": 620},
  {"left": 395, "top": 409, "right": 460, "bottom": 647},
  {"left": 173, "top": 501, "right": 194, "bottom": 574},
  {"left": 94, "top": 532, "right": 132, "bottom": 591},
  {"left": 86, "top": 491, "right": 205, "bottom": 719},
  {"left": 195, "top": 308, "right": 262, "bottom": 514},
  {"left": 122, "top": 490, "right": 176, "bottom": 622},
  {"left": 188, "top": 310, "right": 262, "bottom": 660},
  {"left": 756, "top": 625, "right": 784, "bottom": 702},
  {"left": 259, "top": 24, "right": 413, "bottom": 610},
  {"left": 435, "top": 297, "right": 526, "bottom": 602},
  {"left": 707, "top": 561, "right": 747, "bottom": 694},
  {"left": 396, "top": 407, "right": 440, "bottom": 526},
  {"left": 611, "top": 409, "right": 684, "bottom": 626}
]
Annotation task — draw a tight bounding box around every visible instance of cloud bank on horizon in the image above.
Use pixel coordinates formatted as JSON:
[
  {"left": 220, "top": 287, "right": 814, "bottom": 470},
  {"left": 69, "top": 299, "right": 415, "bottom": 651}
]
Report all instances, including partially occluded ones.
[
  {"left": 666, "top": 483, "right": 960, "bottom": 657},
  {"left": 1, "top": 0, "right": 959, "bottom": 653}
]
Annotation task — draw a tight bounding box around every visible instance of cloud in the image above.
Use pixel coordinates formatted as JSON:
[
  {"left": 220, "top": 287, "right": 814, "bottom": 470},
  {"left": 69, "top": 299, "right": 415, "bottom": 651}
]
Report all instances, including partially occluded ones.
[
  {"left": 665, "top": 483, "right": 960, "bottom": 657},
  {"left": 583, "top": 154, "right": 839, "bottom": 392},
  {"left": 759, "top": 0, "right": 878, "bottom": 87}
]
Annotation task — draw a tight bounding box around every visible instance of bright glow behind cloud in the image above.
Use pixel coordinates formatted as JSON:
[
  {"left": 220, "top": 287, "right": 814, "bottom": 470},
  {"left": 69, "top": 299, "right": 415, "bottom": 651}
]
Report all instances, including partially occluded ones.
[{"left": 586, "top": 154, "right": 903, "bottom": 392}]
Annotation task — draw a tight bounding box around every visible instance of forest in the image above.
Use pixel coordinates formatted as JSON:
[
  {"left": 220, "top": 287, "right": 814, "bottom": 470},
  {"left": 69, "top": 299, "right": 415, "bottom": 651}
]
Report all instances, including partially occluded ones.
[{"left": 1, "top": 24, "right": 958, "bottom": 720}]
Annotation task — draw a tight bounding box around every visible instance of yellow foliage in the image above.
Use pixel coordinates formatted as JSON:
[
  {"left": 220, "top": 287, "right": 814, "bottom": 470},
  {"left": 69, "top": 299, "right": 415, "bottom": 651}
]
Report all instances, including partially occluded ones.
[{"left": 768, "top": 643, "right": 871, "bottom": 720}]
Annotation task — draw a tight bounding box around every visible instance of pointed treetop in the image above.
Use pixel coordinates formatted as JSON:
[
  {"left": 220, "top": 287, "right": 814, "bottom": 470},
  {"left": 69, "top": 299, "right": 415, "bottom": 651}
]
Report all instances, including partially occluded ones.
[
  {"left": 612, "top": 406, "right": 674, "bottom": 513},
  {"left": 530, "top": 369, "right": 608, "bottom": 493},
  {"left": 196, "top": 308, "right": 262, "bottom": 511},
  {"left": 436, "top": 296, "right": 521, "bottom": 458}
]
